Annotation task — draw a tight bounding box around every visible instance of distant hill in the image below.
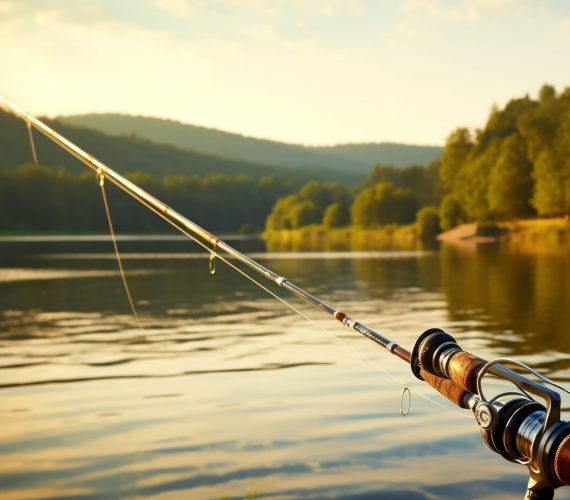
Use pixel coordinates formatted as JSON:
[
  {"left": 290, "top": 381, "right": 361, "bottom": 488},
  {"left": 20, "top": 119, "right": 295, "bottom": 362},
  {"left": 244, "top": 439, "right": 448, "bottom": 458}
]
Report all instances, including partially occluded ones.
[
  {"left": 59, "top": 114, "right": 442, "bottom": 173},
  {"left": 0, "top": 109, "right": 357, "bottom": 183}
]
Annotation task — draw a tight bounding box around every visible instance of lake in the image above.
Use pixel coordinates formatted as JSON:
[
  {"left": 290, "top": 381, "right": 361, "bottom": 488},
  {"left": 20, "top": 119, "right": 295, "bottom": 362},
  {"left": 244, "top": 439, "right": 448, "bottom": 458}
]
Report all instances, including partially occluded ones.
[{"left": 0, "top": 235, "right": 569, "bottom": 500}]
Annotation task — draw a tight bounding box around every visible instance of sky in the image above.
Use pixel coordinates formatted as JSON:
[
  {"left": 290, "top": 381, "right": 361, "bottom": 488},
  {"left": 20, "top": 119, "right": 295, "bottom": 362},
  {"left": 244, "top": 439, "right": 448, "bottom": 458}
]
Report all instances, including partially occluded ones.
[{"left": 1, "top": 0, "right": 570, "bottom": 146}]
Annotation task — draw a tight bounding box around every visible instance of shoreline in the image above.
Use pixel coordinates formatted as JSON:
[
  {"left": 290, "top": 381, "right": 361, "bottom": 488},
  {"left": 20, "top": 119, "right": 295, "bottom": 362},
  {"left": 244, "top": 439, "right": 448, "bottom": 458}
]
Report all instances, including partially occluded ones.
[
  {"left": 262, "top": 224, "right": 420, "bottom": 251},
  {"left": 263, "top": 218, "right": 570, "bottom": 251},
  {"left": 437, "top": 218, "right": 570, "bottom": 245}
]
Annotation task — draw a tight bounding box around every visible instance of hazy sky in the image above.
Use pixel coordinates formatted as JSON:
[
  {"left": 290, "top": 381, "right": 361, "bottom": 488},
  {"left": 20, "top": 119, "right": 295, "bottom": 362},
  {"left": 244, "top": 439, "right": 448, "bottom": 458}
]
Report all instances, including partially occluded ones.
[{"left": 1, "top": 0, "right": 570, "bottom": 146}]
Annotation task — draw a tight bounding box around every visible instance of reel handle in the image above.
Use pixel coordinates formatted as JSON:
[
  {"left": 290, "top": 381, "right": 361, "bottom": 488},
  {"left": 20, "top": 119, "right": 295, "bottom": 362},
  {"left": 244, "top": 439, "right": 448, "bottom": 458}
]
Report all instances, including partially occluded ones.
[
  {"left": 411, "top": 328, "right": 486, "bottom": 393},
  {"left": 419, "top": 369, "right": 471, "bottom": 409}
]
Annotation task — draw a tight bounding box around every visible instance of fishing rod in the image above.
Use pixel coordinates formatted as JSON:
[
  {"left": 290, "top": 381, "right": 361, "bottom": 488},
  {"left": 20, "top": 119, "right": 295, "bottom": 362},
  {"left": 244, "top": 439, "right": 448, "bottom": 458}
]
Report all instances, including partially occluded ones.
[{"left": 2, "top": 96, "right": 569, "bottom": 499}]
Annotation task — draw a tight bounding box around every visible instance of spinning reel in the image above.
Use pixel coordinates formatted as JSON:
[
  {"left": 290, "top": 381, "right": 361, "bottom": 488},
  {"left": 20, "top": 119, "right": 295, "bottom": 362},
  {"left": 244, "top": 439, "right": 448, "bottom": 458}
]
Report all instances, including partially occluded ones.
[{"left": 412, "top": 328, "right": 570, "bottom": 500}]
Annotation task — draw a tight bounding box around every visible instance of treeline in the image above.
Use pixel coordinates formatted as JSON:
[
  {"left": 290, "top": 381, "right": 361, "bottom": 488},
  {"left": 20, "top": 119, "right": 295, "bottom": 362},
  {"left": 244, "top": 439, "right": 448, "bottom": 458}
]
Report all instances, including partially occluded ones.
[
  {"left": 267, "top": 84, "right": 570, "bottom": 238},
  {"left": 439, "top": 84, "right": 570, "bottom": 228},
  {"left": 266, "top": 163, "right": 439, "bottom": 236},
  {"left": 0, "top": 165, "right": 295, "bottom": 233}
]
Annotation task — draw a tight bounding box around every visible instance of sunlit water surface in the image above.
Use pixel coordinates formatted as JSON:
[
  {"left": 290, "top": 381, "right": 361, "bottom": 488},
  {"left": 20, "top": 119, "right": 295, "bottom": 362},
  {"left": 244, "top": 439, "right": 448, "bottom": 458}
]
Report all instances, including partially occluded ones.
[{"left": 0, "top": 235, "right": 569, "bottom": 500}]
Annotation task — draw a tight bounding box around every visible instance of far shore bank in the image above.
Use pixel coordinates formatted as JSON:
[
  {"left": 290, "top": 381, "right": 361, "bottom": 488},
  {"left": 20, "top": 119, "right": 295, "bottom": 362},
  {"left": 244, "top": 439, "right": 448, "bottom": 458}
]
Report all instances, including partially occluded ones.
[
  {"left": 2, "top": 218, "right": 569, "bottom": 251},
  {"left": 437, "top": 218, "right": 570, "bottom": 245},
  {"left": 263, "top": 224, "right": 419, "bottom": 251},
  {"left": 263, "top": 218, "right": 570, "bottom": 251}
]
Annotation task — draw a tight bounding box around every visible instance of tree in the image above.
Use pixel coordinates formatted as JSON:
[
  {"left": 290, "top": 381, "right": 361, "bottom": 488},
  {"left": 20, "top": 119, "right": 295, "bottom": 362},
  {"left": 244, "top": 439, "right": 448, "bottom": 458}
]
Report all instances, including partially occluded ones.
[
  {"left": 351, "top": 186, "right": 378, "bottom": 228},
  {"left": 518, "top": 92, "right": 563, "bottom": 162},
  {"left": 322, "top": 202, "right": 349, "bottom": 228},
  {"left": 289, "top": 201, "right": 319, "bottom": 228},
  {"left": 265, "top": 194, "right": 299, "bottom": 230},
  {"left": 439, "top": 128, "right": 473, "bottom": 192},
  {"left": 439, "top": 194, "right": 466, "bottom": 231},
  {"left": 351, "top": 182, "right": 418, "bottom": 228},
  {"left": 361, "top": 164, "right": 400, "bottom": 189},
  {"left": 363, "top": 163, "right": 440, "bottom": 208},
  {"left": 487, "top": 134, "right": 533, "bottom": 219},
  {"left": 416, "top": 206, "right": 441, "bottom": 240},
  {"left": 531, "top": 109, "right": 570, "bottom": 216},
  {"left": 532, "top": 150, "right": 566, "bottom": 216},
  {"left": 265, "top": 180, "right": 352, "bottom": 230},
  {"left": 454, "top": 139, "right": 501, "bottom": 221},
  {"left": 480, "top": 97, "right": 535, "bottom": 149},
  {"left": 539, "top": 84, "right": 556, "bottom": 102}
]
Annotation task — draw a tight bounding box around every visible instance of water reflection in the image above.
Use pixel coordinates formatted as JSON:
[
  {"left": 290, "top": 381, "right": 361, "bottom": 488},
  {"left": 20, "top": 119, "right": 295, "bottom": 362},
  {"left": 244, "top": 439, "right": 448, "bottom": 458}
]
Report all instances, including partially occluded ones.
[
  {"left": 439, "top": 243, "right": 570, "bottom": 375},
  {"left": 0, "top": 236, "right": 568, "bottom": 499}
]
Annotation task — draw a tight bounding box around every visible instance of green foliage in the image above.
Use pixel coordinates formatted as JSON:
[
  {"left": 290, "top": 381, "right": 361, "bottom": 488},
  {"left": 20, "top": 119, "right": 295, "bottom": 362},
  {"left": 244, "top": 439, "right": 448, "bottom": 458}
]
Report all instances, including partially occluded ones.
[
  {"left": 539, "top": 84, "right": 556, "bottom": 102},
  {"left": 351, "top": 182, "right": 418, "bottom": 228},
  {"left": 0, "top": 165, "right": 294, "bottom": 233},
  {"left": 322, "top": 202, "right": 350, "bottom": 228},
  {"left": 267, "top": 163, "right": 436, "bottom": 232},
  {"left": 532, "top": 151, "right": 567, "bottom": 216},
  {"left": 362, "top": 163, "right": 440, "bottom": 207},
  {"left": 487, "top": 135, "right": 532, "bottom": 219},
  {"left": 439, "top": 194, "right": 466, "bottom": 231},
  {"left": 350, "top": 187, "right": 376, "bottom": 228},
  {"left": 266, "top": 195, "right": 296, "bottom": 230},
  {"left": 416, "top": 206, "right": 441, "bottom": 240},
  {"left": 289, "top": 201, "right": 319, "bottom": 228},
  {"left": 454, "top": 138, "right": 501, "bottom": 221},
  {"left": 439, "top": 128, "right": 473, "bottom": 192},
  {"left": 439, "top": 84, "right": 570, "bottom": 224},
  {"left": 265, "top": 181, "right": 351, "bottom": 231},
  {"left": 298, "top": 181, "right": 351, "bottom": 209},
  {"left": 480, "top": 98, "right": 536, "bottom": 150}
]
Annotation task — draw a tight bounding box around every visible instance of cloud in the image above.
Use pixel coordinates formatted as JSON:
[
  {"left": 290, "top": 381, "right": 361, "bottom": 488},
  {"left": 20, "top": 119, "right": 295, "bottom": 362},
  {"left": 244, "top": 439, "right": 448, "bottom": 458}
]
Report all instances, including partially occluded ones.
[
  {"left": 0, "top": 0, "right": 16, "bottom": 15},
  {"left": 401, "top": 0, "right": 553, "bottom": 23},
  {"left": 319, "top": 0, "right": 364, "bottom": 16},
  {"left": 2, "top": 0, "right": 568, "bottom": 146},
  {"left": 218, "top": 0, "right": 364, "bottom": 16},
  {"left": 241, "top": 24, "right": 278, "bottom": 41},
  {"left": 0, "top": 0, "right": 103, "bottom": 23},
  {"left": 150, "top": 0, "right": 192, "bottom": 17},
  {"left": 147, "top": 0, "right": 364, "bottom": 19}
]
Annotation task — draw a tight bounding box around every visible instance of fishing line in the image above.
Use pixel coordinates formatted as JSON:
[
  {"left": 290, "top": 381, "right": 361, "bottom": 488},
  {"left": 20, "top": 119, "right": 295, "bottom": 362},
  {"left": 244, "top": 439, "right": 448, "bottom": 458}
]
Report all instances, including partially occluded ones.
[
  {"left": 97, "top": 171, "right": 144, "bottom": 331},
  {"left": 105, "top": 174, "right": 463, "bottom": 416},
  {"left": 26, "top": 121, "right": 38, "bottom": 164}
]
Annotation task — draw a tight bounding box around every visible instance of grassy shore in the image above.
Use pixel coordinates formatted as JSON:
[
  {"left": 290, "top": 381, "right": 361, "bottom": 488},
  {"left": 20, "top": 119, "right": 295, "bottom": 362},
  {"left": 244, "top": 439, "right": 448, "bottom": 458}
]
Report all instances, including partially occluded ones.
[
  {"left": 263, "top": 224, "right": 421, "bottom": 251},
  {"left": 263, "top": 218, "right": 570, "bottom": 251},
  {"left": 492, "top": 218, "right": 570, "bottom": 255},
  {"left": 498, "top": 218, "right": 570, "bottom": 243}
]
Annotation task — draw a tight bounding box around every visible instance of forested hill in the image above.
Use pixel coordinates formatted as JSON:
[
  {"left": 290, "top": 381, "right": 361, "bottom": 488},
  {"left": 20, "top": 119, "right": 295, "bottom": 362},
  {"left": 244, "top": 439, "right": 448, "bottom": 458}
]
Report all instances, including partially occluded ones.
[
  {"left": 0, "top": 109, "right": 356, "bottom": 183},
  {"left": 59, "top": 113, "right": 442, "bottom": 173}
]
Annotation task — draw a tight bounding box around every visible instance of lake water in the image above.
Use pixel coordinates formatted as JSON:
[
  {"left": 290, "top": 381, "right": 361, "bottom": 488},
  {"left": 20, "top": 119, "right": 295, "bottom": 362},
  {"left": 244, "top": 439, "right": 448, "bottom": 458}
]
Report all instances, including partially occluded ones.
[{"left": 0, "top": 235, "right": 569, "bottom": 500}]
